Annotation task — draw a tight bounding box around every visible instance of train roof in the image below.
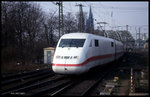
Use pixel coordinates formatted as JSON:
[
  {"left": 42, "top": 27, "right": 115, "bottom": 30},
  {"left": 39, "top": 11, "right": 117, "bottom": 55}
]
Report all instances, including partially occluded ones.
[
  {"left": 61, "top": 32, "right": 90, "bottom": 38},
  {"left": 61, "top": 32, "right": 114, "bottom": 41}
]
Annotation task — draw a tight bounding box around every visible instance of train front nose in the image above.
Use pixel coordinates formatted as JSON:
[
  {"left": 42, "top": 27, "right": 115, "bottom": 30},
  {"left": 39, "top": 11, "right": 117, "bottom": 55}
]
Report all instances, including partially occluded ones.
[
  {"left": 52, "top": 55, "right": 87, "bottom": 74},
  {"left": 52, "top": 64, "right": 87, "bottom": 74},
  {"left": 52, "top": 38, "right": 87, "bottom": 74}
]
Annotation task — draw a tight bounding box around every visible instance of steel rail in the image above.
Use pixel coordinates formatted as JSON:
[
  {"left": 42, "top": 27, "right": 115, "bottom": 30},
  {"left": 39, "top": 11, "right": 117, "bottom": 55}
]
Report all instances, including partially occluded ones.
[
  {"left": 50, "top": 59, "right": 119, "bottom": 96},
  {"left": 28, "top": 79, "right": 72, "bottom": 96},
  {"left": 1, "top": 69, "right": 51, "bottom": 85},
  {"left": 1, "top": 72, "right": 55, "bottom": 95},
  {"left": 2, "top": 68, "right": 50, "bottom": 81},
  {"left": 2, "top": 75, "right": 65, "bottom": 95}
]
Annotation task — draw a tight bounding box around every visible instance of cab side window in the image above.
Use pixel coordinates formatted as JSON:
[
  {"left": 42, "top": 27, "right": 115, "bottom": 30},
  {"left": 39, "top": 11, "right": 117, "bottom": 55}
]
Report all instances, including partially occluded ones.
[
  {"left": 95, "top": 39, "right": 99, "bottom": 47},
  {"left": 111, "top": 42, "right": 114, "bottom": 47}
]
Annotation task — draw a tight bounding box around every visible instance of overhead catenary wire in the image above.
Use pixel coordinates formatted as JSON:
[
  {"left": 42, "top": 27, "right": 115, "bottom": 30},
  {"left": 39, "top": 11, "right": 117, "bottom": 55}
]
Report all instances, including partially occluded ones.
[
  {"left": 84, "top": 2, "right": 125, "bottom": 30},
  {"left": 51, "top": 2, "right": 148, "bottom": 39},
  {"left": 84, "top": 2, "right": 110, "bottom": 30}
]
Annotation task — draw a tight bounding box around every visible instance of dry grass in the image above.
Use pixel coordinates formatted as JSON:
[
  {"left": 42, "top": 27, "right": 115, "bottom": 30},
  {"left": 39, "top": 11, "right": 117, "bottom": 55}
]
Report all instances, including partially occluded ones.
[{"left": 1, "top": 62, "right": 51, "bottom": 75}]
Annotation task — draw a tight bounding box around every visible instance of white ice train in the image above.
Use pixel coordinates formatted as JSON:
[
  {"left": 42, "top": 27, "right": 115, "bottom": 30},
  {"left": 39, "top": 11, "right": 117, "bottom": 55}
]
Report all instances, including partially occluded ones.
[{"left": 52, "top": 33, "right": 124, "bottom": 74}]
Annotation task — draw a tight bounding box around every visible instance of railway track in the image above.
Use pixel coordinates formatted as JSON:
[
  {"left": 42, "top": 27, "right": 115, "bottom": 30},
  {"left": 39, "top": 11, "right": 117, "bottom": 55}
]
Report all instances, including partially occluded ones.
[
  {"left": 1, "top": 59, "right": 122, "bottom": 96},
  {"left": 1, "top": 68, "right": 54, "bottom": 95},
  {"left": 1, "top": 68, "right": 50, "bottom": 81},
  {"left": 1, "top": 52, "right": 141, "bottom": 96},
  {"left": 49, "top": 62, "right": 119, "bottom": 96},
  {"left": 4, "top": 75, "right": 70, "bottom": 96},
  {"left": 46, "top": 58, "right": 121, "bottom": 96},
  {"left": 1, "top": 68, "right": 51, "bottom": 86},
  {"left": 50, "top": 72, "right": 107, "bottom": 96},
  {"left": 1, "top": 62, "right": 117, "bottom": 96}
]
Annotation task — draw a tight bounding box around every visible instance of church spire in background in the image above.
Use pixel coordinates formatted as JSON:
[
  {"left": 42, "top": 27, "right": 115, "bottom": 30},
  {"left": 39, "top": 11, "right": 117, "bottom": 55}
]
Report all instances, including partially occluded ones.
[
  {"left": 76, "top": 4, "right": 85, "bottom": 32},
  {"left": 86, "top": 6, "right": 94, "bottom": 33}
]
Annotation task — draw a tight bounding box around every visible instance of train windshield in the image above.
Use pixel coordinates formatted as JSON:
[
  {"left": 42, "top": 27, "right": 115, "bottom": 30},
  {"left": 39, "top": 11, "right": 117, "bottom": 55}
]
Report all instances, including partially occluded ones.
[{"left": 59, "top": 39, "right": 86, "bottom": 47}]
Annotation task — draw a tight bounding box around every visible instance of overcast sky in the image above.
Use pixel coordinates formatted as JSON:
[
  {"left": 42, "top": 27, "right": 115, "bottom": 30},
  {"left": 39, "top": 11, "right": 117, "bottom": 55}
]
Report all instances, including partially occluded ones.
[{"left": 34, "top": 1, "right": 149, "bottom": 40}]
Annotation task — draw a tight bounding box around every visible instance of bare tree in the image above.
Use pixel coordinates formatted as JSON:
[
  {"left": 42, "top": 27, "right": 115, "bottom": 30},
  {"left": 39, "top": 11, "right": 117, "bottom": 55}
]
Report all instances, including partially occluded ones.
[
  {"left": 63, "top": 12, "right": 78, "bottom": 34},
  {"left": 1, "top": 1, "right": 80, "bottom": 67},
  {"left": 43, "top": 10, "right": 58, "bottom": 47},
  {"left": 1, "top": 1, "right": 45, "bottom": 64},
  {"left": 23, "top": 3, "right": 45, "bottom": 62},
  {"left": 1, "top": 2, "right": 19, "bottom": 63}
]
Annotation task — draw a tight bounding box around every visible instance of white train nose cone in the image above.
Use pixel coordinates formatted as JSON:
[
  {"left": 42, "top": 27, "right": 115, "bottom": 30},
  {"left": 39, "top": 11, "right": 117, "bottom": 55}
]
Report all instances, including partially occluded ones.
[{"left": 52, "top": 64, "right": 87, "bottom": 74}]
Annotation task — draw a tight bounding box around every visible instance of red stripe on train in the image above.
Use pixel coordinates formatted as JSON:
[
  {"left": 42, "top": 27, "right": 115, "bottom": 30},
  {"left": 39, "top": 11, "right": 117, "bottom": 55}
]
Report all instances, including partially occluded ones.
[{"left": 52, "top": 51, "right": 124, "bottom": 66}]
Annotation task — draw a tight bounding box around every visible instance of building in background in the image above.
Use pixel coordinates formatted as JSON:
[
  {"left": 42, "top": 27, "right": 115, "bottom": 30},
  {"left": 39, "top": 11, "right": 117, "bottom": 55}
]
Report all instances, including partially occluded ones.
[
  {"left": 78, "top": 4, "right": 85, "bottom": 32},
  {"left": 86, "top": 6, "right": 94, "bottom": 34},
  {"left": 44, "top": 47, "right": 55, "bottom": 64}
]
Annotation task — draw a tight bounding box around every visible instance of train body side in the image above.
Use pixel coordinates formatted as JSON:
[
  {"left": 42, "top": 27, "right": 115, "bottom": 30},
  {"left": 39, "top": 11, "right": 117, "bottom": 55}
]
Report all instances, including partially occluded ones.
[{"left": 52, "top": 33, "right": 124, "bottom": 74}]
